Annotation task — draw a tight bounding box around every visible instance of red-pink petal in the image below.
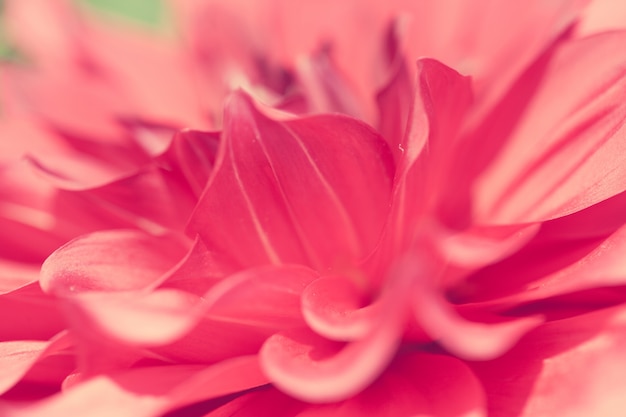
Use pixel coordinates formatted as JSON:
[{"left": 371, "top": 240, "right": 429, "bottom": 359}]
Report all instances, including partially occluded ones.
[
  {"left": 208, "top": 353, "right": 485, "bottom": 417},
  {"left": 203, "top": 265, "right": 318, "bottom": 329},
  {"left": 301, "top": 276, "right": 380, "bottom": 341},
  {"left": 259, "top": 272, "right": 411, "bottom": 403},
  {"left": 0, "top": 283, "right": 65, "bottom": 341},
  {"left": 1, "top": 356, "right": 267, "bottom": 417},
  {"left": 471, "top": 305, "right": 626, "bottom": 417},
  {"left": 407, "top": 254, "right": 542, "bottom": 360},
  {"left": 66, "top": 289, "right": 201, "bottom": 346},
  {"left": 40, "top": 230, "right": 189, "bottom": 295},
  {"left": 190, "top": 91, "right": 393, "bottom": 272},
  {"left": 471, "top": 32, "right": 626, "bottom": 223},
  {"left": 169, "top": 129, "right": 220, "bottom": 197},
  {"left": 0, "top": 333, "right": 72, "bottom": 396},
  {"left": 153, "top": 265, "right": 318, "bottom": 364}
]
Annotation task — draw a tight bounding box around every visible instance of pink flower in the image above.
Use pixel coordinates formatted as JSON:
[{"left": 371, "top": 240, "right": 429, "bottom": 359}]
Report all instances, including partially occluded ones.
[{"left": 2, "top": 0, "right": 626, "bottom": 416}]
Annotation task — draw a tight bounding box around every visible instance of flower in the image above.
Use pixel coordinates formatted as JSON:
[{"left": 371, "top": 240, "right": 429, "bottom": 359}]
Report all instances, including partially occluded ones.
[{"left": 2, "top": 0, "right": 626, "bottom": 416}]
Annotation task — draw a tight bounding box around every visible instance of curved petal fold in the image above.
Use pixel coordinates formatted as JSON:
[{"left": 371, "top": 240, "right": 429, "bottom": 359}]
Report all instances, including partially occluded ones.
[{"left": 259, "top": 271, "right": 411, "bottom": 403}]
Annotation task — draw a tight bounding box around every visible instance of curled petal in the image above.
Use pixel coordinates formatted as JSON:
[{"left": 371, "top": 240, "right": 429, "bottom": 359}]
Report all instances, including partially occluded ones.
[
  {"left": 260, "top": 273, "right": 411, "bottom": 403},
  {"left": 413, "top": 267, "right": 543, "bottom": 360},
  {"left": 301, "top": 276, "right": 380, "bottom": 341}
]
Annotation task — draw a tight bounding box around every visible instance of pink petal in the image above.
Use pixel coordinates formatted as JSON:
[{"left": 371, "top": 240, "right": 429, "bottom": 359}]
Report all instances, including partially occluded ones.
[
  {"left": 0, "top": 283, "right": 65, "bottom": 341},
  {"left": 0, "top": 341, "right": 51, "bottom": 395},
  {"left": 2, "top": 0, "right": 85, "bottom": 69},
  {"left": 295, "top": 46, "right": 365, "bottom": 119},
  {"left": 69, "top": 167, "right": 196, "bottom": 233},
  {"left": 169, "top": 129, "right": 220, "bottom": 197},
  {"left": 301, "top": 354, "right": 486, "bottom": 417},
  {"left": 190, "top": 91, "right": 393, "bottom": 272},
  {"left": 374, "top": 58, "right": 471, "bottom": 276},
  {"left": 40, "top": 230, "right": 189, "bottom": 295},
  {"left": 153, "top": 265, "right": 318, "bottom": 364},
  {"left": 471, "top": 32, "right": 626, "bottom": 223},
  {"left": 259, "top": 272, "right": 411, "bottom": 403},
  {"left": 159, "top": 237, "right": 236, "bottom": 295},
  {"left": 494, "top": 223, "right": 626, "bottom": 313},
  {"left": 407, "top": 253, "right": 542, "bottom": 360},
  {"left": 1, "top": 356, "right": 267, "bottom": 417},
  {"left": 0, "top": 333, "right": 72, "bottom": 396},
  {"left": 471, "top": 305, "right": 626, "bottom": 417},
  {"left": 301, "top": 276, "right": 380, "bottom": 341},
  {"left": 203, "top": 265, "right": 318, "bottom": 329},
  {"left": 375, "top": 18, "right": 414, "bottom": 164},
  {"left": 208, "top": 353, "right": 485, "bottom": 417},
  {"left": 402, "top": 0, "right": 589, "bottom": 124},
  {"left": 457, "top": 193, "right": 626, "bottom": 305},
  {"left": 575, "top": 0, "right": 626, "bottom": 37},
  {"left": 65, "top": 289, "right": 202, "bottom": 346}
]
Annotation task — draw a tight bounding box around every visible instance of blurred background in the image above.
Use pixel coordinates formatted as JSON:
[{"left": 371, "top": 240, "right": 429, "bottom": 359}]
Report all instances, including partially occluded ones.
[{"left": 0, "top": 0, "right": 167, "bottom": 59}]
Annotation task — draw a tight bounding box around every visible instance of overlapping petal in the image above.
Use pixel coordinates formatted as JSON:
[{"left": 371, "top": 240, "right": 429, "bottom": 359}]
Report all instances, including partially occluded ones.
[{"left": 190, "top": 91, "right": 393, "bottom": 272}]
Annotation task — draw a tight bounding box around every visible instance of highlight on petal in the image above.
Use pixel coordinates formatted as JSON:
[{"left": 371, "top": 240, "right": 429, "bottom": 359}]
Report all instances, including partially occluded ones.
[
  {"left": 301, "top": 276, "right": 381, "bottom": 341},
  {"left": 190, "top": 91, "right": 393, "bottom": 272},
  {"left": 40, "top": 229, "right": 189, "bottom": 295},
  {"left": 65, "top": 289, "right": 201, "bottom": 346}
]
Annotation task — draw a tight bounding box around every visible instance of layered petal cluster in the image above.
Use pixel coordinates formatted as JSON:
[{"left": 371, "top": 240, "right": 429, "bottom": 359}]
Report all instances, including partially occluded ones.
[{"left": 2, "top": 0, "right": 626, "bottom": 416}]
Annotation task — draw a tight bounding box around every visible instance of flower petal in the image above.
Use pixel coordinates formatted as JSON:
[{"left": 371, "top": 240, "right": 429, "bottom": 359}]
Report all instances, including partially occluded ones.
[
  {"left": 259, "top": 272, "right": 410, "bottom": 403},
  {"left": 0, "top": 356, "right": 267, "bottom": 417},
  {"left": 301, "top": 276, "right": 380, "bottom": 341},
  {"left": 203, "top": 265, "right": 318, "bottom": 329},
  {"left": 65, "top": 289, "right": 201, "bottom": 346},
  {"left": 472, "top": 32, "right": 626, "bottom": 223},
  {"left": 190, "top": 91, "right": 393, "bottom": 272},
  {"left": 40, "top": 230, "right": 189, "bottom": 295},
  {"left": 0, "top": 283, "right": 65, "bottom": 341},
  {"left": 471, "top": 305, "right": 626, "bottom": 417}
]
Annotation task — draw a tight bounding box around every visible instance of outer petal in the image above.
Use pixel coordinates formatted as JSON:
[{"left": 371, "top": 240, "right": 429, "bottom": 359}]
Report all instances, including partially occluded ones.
[
  {"left": 471, "top": 305, "right": 626, "bottom": 417},
  {"left": 40, "top": 229, "right": 189, "bottom": 295},
  {"left": 190, "top": 91, "right": 393, "bottom": 272},
  {"left": 470, "top": 32, "right": 626, "bottom": 223},
  {"left": 0, "top": 356, "right": 267, "bottom": 417},
  {"left": 457, "top": 192, "right": 626, "bottom": 305}
]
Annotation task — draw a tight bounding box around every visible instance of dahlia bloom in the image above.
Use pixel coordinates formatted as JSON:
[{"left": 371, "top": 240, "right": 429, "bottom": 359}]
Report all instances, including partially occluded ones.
[{"left": 2, "top": 0, "right": 626, "bottom": 416}]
